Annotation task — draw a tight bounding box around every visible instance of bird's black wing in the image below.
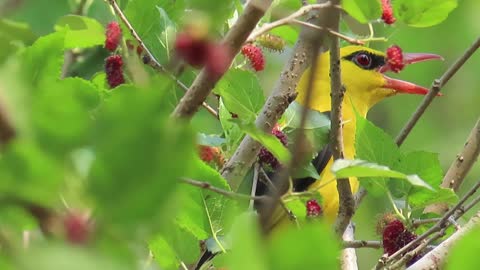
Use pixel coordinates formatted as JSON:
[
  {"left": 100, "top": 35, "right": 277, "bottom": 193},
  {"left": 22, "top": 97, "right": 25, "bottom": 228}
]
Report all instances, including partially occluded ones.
[
  {"left": 292, "top": 143, "right": 332, "bottom": 192},
  {"left": 292, "top": 110, "right": 332, "bottom": 192}
]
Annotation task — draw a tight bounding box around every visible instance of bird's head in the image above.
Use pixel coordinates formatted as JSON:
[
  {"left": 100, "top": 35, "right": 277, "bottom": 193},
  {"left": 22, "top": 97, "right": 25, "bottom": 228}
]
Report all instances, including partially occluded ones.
[
  {"left": 337, "top": 45, "right": 442, "bottom": 108},
  {"left": 296, "top": 46, "right": 442, "bottom": 114}
]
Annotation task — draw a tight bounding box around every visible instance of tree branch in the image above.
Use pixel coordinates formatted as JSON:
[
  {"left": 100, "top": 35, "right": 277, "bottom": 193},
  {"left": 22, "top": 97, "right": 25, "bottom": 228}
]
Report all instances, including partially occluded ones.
[
  {"left": 107, "top": 0, "right": 219, "bottom": 119},
  {"left": 425, "top": 117, "right": 480, "bottom": 214},
  {"left": 384, "top": 179, "right": 480, "bottom": 266},
  {"left": 246, "top": 2, "right": 363, "bottom": 45},
  {"left": 395, "top": 36, "right": 480, "bottom": 146},
  {"left": 172, "top": 0, "right": 272, "bottom": 119},
  {"left": 221, "top": 0, "right": 335, "bottom": 192},
  {"left": 341, "top": 223, "right": 359, "bottom": 270},
  {"left": 329, "top": 0, "right": 354, "bottom": 237},
  {"left": 406, "top": 211, "right": 480, "bottom": 270},
  {"left": 258, "top": 16, "right": 323, "bottom": 232},
  {"left": 343, "top": 240, "right": 382, "bottom": 249}
]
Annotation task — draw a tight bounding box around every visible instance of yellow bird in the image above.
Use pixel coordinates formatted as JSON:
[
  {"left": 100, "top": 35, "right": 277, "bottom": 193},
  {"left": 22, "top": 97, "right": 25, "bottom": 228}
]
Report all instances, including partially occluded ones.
[{"left": 291, "top": 45, "right": 441, "bottom": 222}]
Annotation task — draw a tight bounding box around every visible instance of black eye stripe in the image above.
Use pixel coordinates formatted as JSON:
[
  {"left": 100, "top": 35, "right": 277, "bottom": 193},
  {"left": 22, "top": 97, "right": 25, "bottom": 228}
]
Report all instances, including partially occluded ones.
[{"left": 343, "top": 50, "right": 386, "bottom": 70}]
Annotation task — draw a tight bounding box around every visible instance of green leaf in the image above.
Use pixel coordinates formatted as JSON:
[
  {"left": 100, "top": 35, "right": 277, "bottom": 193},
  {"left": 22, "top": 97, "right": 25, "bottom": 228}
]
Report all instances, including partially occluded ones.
[
  {"left": 149, "top": 236, "right": 179, "bottom": 270},
  {"left": 197, "top": 133, "right": 226, "bottom": 146},
  {"left": 355, "top": 115, "right": 401, "bottom": 195},
  {"left": 267, "top": 223, "right": 340, "bottom": 269},
  {"left": 394, "top": 0, "right": 458, "bottom": 27},
  {"left": 0, "top": 19, "right": 36, "bottom": 44},
  {"left": 187, "top": 0, "right": 235, "bottom": 26},
  {"left": 10, "top": 0, "right": 71, "bottom": 35},
  {"left": 331, "top": 159, "right": 434, "bottom": 191},
  {"left": 150, "top": 227, "right": 200, "bottom": 270},
  {"left": 88, "top": 87, "right": 196, "bottom": 232},
  {"left": 226, "top": 213, "right": 268, "bottom": 270},
  {"left": 32, "top": 78, "right": 100, "bottom": 154},
  {"left": 284, "top": 102, "right": 330, "bottom": 129},
  {"left": 342, "top": 0, "right": 382, "bottom": 24},
  {"left": 176, "top": 158, "right": 232, "bottom": 240},
  {"left": 393, "top": 151, "right": 445, "bottom": 204},
  {"left": 231, "top": 119, "right": 291, "bottom": 164},
  {"left": 17, "top": 244, "right": 133, "bottom": 270},
  {"left": 0, "top": 141, "right": 62, "bottom": 207},
  {"left": 21, "top": 30, "right": 65, "bottom": 87},
  {"left": 55, "top": 15, "right": 105, "bottom": 49},
  {"left": 269, "top": 25, "right": 298, "bottom": 45},
  {"left": 0, "top": 19, "right": 36, "bottom": 62},
  {"left": 410, "top": 187, "right": 458, "bottom": 209},
  {"left": 292, "top": 162, "right": 321, "bottom": 179},
  {"left": 214, "top": 69, "right": 265, "bottom": 122},
  {"left": 446, "top": 225, "right": 480, "bottom": 270},
  {"left": 125, "top": 0, "right": 185, "bottom": 63}
]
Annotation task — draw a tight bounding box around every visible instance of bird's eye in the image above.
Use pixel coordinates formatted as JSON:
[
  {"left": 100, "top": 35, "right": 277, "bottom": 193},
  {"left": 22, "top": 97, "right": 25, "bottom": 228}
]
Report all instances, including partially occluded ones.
[{"left": 354, "top": 53, "right": 372, "bottom": 69}]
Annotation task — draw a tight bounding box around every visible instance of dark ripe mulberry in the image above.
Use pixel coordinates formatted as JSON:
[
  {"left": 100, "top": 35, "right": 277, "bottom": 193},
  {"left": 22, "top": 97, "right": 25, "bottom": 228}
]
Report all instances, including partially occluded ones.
[
  {"left": 258, "top": 125, "right": 287, "bottom": 169},
  {"left": 382, "top": 220, "right": 418, "bottom": 256},
  {"left": 105, "top": 55, "right": 125, "bottom": 88},
  {"left": 105, "top": 22, "right": 122, "bottom": 51}
]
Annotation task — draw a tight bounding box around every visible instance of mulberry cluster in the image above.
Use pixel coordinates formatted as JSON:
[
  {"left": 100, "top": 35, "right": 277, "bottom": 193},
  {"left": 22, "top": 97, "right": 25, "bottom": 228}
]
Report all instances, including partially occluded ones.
[
  {"left": 382, "top": 220, "right": 418, "bottom": 256},
  {"left": 241, "top": 44, "right": 265, "bottom": 72},
  {"left": 381, "top": 0, "right": 396, "bottom": 25},
  {"left": 306, "top": 199, "right": 322, "bottom": 218},
  {"left": 104, "top": 21, "right": 125, "bottom": 88},
  {"left": 258, "top": 125, "right": 288, "bottom": 169},
  {"left": 105, "top": 55, "right": 125, "bottom": 88},
  {"left": 386, "top": 45, "right": 405, "bottom": 73},
  {"left": 105, "top": 22, "right": 122, "bottom": 51},
  {"left": 199, "top": 145, "right": 224, "bottom": 167}
]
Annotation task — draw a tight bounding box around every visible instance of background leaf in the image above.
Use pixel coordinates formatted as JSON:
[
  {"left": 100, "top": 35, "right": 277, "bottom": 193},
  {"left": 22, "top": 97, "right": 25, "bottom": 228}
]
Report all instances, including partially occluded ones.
[
  {"left": 55, "top": 15, "right": 105, "bottom": 49},
  {"left": 394, "top": 0, "right": 458, "bottom": 27},
  {"left": 342, "top": 0, "right": 382, "bottom": 24},
  {"left": 214, "top": 69, "right": 265, "bottom": 122}
]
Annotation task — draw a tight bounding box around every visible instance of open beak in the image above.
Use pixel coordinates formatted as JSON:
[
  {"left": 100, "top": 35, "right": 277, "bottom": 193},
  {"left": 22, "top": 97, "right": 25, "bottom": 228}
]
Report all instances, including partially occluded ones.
[{"left": 380, "top": 52, "right": 443, "bottom": 96}]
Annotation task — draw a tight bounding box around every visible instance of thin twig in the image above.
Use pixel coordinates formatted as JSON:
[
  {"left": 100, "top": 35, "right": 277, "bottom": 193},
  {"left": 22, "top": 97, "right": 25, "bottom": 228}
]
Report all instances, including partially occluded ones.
[
  {"left": 395, "top": 36, "right": 480, "bottom": 146},
  {"left": 343, "top": 240, "right": 382, "bottom": 249},
  {"left": 246, "top": 3, "right": 333, "bottom": 42},
  {"left": 172, "top": 0, "right": 272, "bottom": 119},
  {"left": 385, "top": 180, "right": 480, "bottom": 265},
  {"left": 329, "top": 0, "right": 354, "bottom": 237},
  {"left": 291, "top": 19, "right": 364, "bottom": 45},
  {"left": 180, "top": 178, "right": 269, "bottom": 202},
  {"left": 412, "top": 218, "right": 441, "bottom": 227},
  {"left": 61, "top": 0, "right": 88, "bottom": 79},
  {"left": 249, "top": 163, "right": 260, "bottom": 210},
  {"left": 406, "top": 211, "right": 480, "bottom": 270},
  {"left": 107, "top": 0, "right": 219, "bottom": 119},
  {"left": 221, "top": 0, "right": 333, "bottom": 191},
  {"left": 258, "top": 15, "right": 324, "bottom": 233}
]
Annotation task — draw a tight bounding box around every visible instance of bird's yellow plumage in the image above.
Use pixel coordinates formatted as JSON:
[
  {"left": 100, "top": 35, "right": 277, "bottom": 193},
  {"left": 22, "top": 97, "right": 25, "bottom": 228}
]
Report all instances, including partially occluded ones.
[{"left": 292, "top": 45, "right": 438, "bottom": 221}]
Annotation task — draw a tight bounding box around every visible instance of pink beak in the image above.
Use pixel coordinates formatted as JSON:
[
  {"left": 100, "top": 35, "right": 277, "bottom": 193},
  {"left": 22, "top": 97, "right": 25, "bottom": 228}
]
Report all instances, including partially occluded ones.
[{"left": 380, "top": 52, "right": 443, "bottom": 96}]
